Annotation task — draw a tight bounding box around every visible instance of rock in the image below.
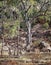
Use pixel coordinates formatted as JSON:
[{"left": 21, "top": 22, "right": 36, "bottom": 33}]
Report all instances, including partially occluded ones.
[
  {"left": 34, "top": 48, "right": 40, "bottom": 53},
  {"left": 44, "top": 30, "right": 51, "bottom": 37},
  {"left": 21, "top": 49, "right": 26, "bottom": 54},
  {"left": 39, "top": 41, "right": 51, "bottom": 52},
  {"left": 1, "top": 46, "right": 9, "bottom": 55},
  {"left": 3, "top": 46, "right": 9, "bottom": 51},
  {"left": 20, "top": 37, "right": 26, "bottom": 43}
]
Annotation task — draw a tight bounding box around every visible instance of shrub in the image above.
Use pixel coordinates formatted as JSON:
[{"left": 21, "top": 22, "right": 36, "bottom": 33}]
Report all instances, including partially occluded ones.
[{"left": 42, "top": 22, "right": 49, "bottom": 29}]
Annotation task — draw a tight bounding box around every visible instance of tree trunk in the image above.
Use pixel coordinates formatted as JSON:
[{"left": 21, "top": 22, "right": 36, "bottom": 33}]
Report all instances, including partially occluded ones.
[
  {"left": 1, "top": 21, "right": 4, "bottom": 56},
  {"left": 26, "top": 21, "right": 32, "bottom": 46},
  {"left": 17, "top": 22, "right": 20, "bottom": 57}
]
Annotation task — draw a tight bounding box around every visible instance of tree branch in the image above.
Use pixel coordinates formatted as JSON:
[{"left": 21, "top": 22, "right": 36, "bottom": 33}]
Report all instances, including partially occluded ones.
[
  {"left": 39, "top": 0, "right": 49, "bottom": 12},
  {"left": 30, "top": 0, "right": 50, "bottom": 23},
  {"left": 21, "top": 0, "right": 25, "bottom": 10},
  {"left": 26, "top": 5, "right": 31, "bottom": 13}
]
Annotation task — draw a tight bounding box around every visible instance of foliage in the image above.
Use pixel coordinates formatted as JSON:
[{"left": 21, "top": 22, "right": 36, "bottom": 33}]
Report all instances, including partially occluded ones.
[
  {"left": 0, "top": 0, "right": 51, "bottom": 38},
  {"left": 42, "top": 22, "right": 49, "bottom": 29},
  {"left": 9, "top": 20, "right": 20, "bottom": 38}
]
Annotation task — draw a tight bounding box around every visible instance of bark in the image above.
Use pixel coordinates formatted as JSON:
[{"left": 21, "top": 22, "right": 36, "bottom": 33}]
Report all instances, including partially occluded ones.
[
  {"left": 17, "top": 22, "right": 20, "bottom": 57},
  {"left": 1, "top": 21, "right": 4, "bottom": 56},
  {"left": 26, "top": 21, "right": 32, "bottom": 46}
]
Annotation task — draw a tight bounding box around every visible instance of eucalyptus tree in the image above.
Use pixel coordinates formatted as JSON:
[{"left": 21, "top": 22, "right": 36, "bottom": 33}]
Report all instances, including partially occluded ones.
[
  {"left": 0, "top": 0, "right": 51, "bottom": 51},
  {"left": 8, "top": 0, "right": 50, "bottom": 47}
]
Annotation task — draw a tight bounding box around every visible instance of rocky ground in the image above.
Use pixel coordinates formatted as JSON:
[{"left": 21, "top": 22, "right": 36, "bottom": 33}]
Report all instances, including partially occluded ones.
[{"left": 0, "top": 24, "right": 51, "bottom": 65}]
